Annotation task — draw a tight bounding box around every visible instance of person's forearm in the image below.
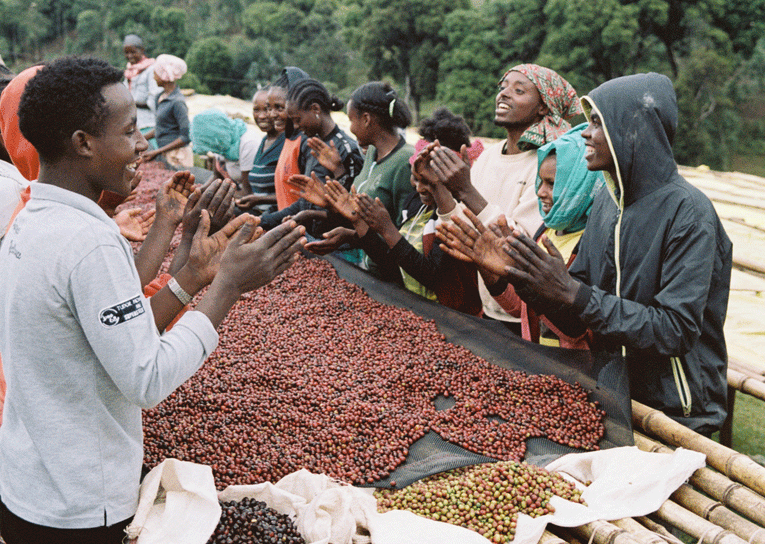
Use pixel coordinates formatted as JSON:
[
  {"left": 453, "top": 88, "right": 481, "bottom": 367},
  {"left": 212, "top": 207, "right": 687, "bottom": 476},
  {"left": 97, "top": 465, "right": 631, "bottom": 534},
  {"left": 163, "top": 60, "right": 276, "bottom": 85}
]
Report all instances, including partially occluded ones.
[
  {"left": 167, "top": 232, "right": 194, "bottom": 276},
  {"left": 135, "top": 215, "right": 180, "bottom": 287},
  {"left": 456, "top": 184, "right": 488, "bottom": 216},
  {"left": 143, "top": 129, "right": 155, "bottom": 140},
  {"left": 379, "top": 222, "right": 403, "bottom": 249},
  {"left": 194, "top": 277, "right": 242, "bottom": 329},
  {"left": 149, "top": 265, "right": 207, "bottom": 331},
  {"left": 156, "top": 137, "right": 186, "bottom": 155}
]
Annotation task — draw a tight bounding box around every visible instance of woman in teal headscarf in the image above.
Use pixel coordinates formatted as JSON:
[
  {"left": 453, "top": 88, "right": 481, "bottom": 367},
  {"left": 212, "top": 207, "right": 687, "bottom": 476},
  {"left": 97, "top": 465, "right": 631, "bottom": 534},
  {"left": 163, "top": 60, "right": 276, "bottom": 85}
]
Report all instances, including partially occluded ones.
[
  {"left": 438, "top": 123, "right": 603, "bottom": 348},
  {"left": 191, "top": 108, "right": 261, "bottom": 191}
]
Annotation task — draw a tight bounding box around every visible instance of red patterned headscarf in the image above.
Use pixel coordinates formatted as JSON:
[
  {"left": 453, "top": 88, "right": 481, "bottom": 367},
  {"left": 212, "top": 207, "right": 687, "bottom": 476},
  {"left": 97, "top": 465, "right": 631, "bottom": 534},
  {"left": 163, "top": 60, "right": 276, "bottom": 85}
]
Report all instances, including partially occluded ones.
[{"left": 501, "top": 64, "right": 582, "bottom": 151}]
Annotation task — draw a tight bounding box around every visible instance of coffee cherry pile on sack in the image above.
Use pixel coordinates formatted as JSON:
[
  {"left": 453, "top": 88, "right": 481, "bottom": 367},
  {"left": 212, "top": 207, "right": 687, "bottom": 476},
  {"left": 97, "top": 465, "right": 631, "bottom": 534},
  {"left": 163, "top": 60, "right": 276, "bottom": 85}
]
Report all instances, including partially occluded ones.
[
  {"left": 207, "top": 498, "right": 306, "bottom": 544},
  {"left": 143, "top": 257, "right": 605, "bottom": 487},
  {"left": 376, "top": 461, "right": 584, "bottom": 543}
]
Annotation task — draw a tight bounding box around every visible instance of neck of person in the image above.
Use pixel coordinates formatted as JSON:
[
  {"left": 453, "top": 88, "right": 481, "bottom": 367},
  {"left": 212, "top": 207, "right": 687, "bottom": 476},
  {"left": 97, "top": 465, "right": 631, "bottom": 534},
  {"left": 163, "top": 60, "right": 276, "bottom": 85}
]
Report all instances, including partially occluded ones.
[
  {"left": 370, "top": 129, "right": 401, "bottom": 161},
  {"left": 502, "top": 116, "right": 544, "bottom": 155},
  {"left": 318, "top": 116, "right": 336, "bottom": 140},
  {"left": 159, "top": 82, "right": 176, "bottom": 98},
  {"left": 37, "top": 160, "right": 101, "bottom": 203}
]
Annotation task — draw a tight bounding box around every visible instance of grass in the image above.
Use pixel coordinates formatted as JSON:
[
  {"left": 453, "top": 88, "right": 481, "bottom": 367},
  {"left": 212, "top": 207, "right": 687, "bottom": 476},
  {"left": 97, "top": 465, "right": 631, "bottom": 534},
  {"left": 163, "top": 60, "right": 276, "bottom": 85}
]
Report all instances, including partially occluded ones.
[
  {"left": 731, "top": 153, "right": 765, "bottom": 178},
  {"left": 728, "top": 391, "right": 765, "bottom": 461}
]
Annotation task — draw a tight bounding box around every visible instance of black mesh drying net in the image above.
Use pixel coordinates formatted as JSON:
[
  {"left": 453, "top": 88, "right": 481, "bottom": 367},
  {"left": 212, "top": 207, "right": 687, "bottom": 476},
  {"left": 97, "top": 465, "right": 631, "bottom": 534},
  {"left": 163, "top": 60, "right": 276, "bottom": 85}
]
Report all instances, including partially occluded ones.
[{"left": 319, "top": 254, "right": 633, "bottom": 489}]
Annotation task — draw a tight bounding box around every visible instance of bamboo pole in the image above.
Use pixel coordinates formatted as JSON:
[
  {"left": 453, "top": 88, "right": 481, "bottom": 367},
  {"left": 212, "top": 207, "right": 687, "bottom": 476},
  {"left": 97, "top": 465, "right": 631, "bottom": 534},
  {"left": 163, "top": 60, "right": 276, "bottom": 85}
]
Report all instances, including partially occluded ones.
[
  {"left": 632, "top": 401, "right": 765, "bottom": 497},
  {"left": 730, "top": 358, "right": 765, "bottom": 378},
  {"left": 633, "top": 432, "right": 765, "bottom": 527},
  {"left": 729, "top": 363, "right": 765, "bottom": 381},
  {"left": 654, "top": 500, "right": 748, "bottom": 544},
  {"left": 634, "top": 516, "right": 685, "bottom": 544},
  {"left": 671, "top": 484, "right": 765, "bottom": 544},
  {"left": 611, "top": 517, "right": 671, "bottom": 544},
  {"left": 723, "top": 217, "right": 765, "bottom": 235},
  {"left": 728, "top": 368, "right": 765, "bottom": 402},
  {"left": 569, "top": 519, "right": 645, "bottom": 544},
  {"left": 733, "top": 256, "right": 765, "bottom": 276},
  {"left": 540, "top": 530, "right": 571, "bottom": 544}
]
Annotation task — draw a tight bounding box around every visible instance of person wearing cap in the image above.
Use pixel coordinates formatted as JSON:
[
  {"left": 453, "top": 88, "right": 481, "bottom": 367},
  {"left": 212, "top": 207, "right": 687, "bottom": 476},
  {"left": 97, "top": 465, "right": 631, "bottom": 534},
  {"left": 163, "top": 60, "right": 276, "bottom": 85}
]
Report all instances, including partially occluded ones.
[{"left": 141, "top": 54, "right": 192, "bottom": 168}]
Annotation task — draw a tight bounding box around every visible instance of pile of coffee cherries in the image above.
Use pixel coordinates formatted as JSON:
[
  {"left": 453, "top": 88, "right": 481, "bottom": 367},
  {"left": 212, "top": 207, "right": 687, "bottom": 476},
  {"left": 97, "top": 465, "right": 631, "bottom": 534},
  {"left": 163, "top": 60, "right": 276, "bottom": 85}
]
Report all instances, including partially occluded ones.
[
  {"left": 207, "top": 498, "right": 305, "bottom": 544},
  {"left": 376, "top": 461, "right": 585, "bottom": 543},
  {"left": 142, "top": 255, "right": 605, "bottom": 488}
]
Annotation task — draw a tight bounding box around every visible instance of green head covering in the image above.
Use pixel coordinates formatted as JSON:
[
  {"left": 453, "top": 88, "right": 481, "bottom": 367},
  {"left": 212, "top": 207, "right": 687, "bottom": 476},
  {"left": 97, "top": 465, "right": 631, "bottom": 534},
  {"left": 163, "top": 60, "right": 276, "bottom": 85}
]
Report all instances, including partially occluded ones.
[
  {"left": 191, "top": 109, "right": 248, "bottom": 162},
  {"left": 536, "top": 123, "right": 604, "bottom": 232}
]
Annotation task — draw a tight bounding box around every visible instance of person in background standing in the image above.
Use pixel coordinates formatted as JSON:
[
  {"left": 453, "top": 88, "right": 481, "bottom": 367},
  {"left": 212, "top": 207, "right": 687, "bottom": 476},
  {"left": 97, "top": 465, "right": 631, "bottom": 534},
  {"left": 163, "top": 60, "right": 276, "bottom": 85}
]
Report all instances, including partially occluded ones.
[
  {"left": 141, "top": 54, "right": 192, "bottom": 169},
  {"left": 122, "top": 35, "right": 159, "bottom": 146}
]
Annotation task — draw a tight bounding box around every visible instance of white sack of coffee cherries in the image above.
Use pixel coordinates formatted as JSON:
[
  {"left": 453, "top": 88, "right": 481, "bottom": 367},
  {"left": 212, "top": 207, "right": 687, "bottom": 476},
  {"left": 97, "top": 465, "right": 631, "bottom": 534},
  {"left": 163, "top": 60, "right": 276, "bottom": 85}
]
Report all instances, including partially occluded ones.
[{"left": 125, "top": 447, "right": 705, "bottom": 544}]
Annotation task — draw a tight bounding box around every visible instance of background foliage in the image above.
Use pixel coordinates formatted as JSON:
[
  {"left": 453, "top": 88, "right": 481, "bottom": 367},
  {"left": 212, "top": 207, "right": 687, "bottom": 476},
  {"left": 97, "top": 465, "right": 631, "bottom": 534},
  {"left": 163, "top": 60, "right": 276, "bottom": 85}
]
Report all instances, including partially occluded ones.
[{"left": 2, "top": 0, "right": 765, "bottom": 170}]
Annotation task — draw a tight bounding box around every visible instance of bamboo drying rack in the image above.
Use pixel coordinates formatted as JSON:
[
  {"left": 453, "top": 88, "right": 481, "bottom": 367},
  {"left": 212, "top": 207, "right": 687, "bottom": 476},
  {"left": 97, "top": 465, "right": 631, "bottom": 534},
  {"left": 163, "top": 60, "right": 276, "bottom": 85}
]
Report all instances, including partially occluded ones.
[{"left": 538, "top": 400, "right": 765, "bottom": 544}]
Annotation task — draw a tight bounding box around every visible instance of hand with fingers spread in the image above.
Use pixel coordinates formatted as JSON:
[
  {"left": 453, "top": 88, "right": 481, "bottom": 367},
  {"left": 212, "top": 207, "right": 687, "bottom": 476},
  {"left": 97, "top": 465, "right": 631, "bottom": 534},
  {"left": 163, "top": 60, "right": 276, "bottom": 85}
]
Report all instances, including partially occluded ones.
[
  {"left": 236, "top": 193, "right": 276, "bottom": 210},
  {"left": 428, "top": 141, "right": 488, "bottom": 215},
  {"left": 115, "top": 208, "right": 155, "bottom": 242},
  {"left": 184, "top": 211, "right": 255, "bottom": 289},
  {"left": 307, "top": 137, "right": 344, "bottom": 177},
  {"left": 437, "top": 211, "right": 514, "bottom": 286},
  {"left": 355, "top": 193, "right": 398, "bottom": 241},
  {"left": 304, "top": 226, "right": 356, "bottom": 255},
  {"left": 181, "top": 178, "right": 237, "bottom": 238},
  {"left": 286, "top": 172, "right": 329, "bottom": 208},
  {"left": 218, "top": 219, "right": 306, "bottom": 293},
  {"left": 155, "top": 170, "right": 195, "bottom": 227},
  {"left": 193, "top": 218, "right": 307, "bottom": 328},
  {"left": 412, "top": 141, "right": 443, "bottom": 186},
  {"left": 503, "top": 230, "right": 580, "bottom": 306}
]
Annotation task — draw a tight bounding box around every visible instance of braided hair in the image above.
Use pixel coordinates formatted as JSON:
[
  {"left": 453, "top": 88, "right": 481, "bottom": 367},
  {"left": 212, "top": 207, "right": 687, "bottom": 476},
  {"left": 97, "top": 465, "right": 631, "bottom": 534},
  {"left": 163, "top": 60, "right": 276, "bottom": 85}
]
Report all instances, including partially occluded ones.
[
  {"left": 287, "top": 78, "right": 344, "bottom": 114},
  {"left": 349, "top": 82, "right": 411, "bottom": 132}
]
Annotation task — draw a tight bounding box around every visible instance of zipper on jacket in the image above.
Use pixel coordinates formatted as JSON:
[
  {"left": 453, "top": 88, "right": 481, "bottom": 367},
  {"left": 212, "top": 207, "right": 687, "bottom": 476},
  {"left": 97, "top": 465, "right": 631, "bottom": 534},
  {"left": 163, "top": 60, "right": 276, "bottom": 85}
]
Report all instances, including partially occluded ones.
[{"left": 671, "top": 356, "right": 692, "bottom": 417}]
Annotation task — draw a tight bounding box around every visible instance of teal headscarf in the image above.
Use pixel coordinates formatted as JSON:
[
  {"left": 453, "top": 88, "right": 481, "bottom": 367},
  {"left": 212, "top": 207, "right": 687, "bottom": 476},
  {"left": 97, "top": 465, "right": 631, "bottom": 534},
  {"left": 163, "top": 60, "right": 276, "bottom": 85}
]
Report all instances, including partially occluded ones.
[
  {"left": 536, "top": 123, "right": 604, "bottom": 232},
  {"left": 191, "top": 109, "right": 249, "bottom": 162}
]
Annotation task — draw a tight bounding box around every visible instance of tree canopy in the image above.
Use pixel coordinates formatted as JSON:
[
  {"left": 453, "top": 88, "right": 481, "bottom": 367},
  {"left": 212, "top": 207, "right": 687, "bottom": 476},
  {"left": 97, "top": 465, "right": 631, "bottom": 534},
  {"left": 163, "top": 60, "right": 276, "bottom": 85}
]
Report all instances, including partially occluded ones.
[{"left": 2, "top": 0, "right": 764, "bottom": 169}]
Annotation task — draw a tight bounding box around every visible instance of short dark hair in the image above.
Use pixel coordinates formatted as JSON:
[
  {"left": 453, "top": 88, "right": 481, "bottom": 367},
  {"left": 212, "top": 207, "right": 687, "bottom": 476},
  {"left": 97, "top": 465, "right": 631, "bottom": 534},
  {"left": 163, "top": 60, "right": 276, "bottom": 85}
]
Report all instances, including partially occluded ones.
[
  {"left": 419, "top": 107, "right": 471, "bottom": 151},
  {"left": 350, "top": 81, "right": 412, "bottom": 131},
  {"left": 18, "top": 56, "right": 124, "bottom": 163}
]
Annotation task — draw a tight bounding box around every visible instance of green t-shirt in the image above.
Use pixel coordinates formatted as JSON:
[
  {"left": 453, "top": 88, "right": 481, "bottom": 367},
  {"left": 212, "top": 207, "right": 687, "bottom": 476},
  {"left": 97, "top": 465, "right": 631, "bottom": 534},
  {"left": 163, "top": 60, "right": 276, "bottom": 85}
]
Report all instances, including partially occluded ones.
[{"left": 352, "top": 139, "right": 415, "bottom": 225}]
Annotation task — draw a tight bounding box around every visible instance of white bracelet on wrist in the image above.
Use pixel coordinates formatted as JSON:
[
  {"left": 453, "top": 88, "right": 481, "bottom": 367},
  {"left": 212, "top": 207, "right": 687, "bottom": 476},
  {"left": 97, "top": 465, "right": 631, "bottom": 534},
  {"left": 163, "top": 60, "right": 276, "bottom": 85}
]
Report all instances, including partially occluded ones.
[{"left": 168, "top": 277, "right": 193, "bottom": 305}]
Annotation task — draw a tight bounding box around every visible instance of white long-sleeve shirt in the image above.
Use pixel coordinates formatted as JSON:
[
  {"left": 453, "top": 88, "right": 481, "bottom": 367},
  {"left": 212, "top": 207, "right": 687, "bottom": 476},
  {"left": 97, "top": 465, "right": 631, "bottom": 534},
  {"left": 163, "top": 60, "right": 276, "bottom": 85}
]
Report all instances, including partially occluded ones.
[
  {"left": 438, "top": 141, "right": 543, "bottom": 322},
  {"left": 0, "top": 183, "right": 218, "bottom": 528}
]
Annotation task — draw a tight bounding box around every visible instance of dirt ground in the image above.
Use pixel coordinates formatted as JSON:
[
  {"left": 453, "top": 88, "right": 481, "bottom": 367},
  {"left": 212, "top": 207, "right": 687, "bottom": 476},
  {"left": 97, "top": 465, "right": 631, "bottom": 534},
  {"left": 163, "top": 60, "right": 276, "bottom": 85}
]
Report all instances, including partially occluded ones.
[{"left": 186, "top": 91, "right": 765, "bottom": 372}]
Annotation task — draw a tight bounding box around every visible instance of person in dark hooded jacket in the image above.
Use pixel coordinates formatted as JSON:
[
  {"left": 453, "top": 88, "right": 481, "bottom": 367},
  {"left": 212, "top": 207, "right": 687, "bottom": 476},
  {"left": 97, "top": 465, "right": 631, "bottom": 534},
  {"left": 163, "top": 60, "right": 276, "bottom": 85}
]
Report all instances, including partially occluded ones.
[{"left": 501, "top": 73, "right": 732, "bottom": 436}]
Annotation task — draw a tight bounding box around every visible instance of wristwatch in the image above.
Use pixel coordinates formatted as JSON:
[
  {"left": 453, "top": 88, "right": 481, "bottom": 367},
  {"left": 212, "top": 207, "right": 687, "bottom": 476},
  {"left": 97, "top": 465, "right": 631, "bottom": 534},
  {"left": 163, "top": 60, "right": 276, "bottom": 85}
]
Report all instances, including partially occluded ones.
[{"left": 168, "top": 277, "right": 193, "bottom": 305}]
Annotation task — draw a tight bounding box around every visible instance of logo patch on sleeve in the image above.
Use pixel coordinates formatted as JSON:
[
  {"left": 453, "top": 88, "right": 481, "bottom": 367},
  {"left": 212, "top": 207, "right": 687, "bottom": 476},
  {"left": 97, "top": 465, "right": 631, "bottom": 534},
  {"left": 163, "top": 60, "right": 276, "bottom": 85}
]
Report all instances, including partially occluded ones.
[{"left": 99, "top": 296, "right": 145, "bottom": 327}]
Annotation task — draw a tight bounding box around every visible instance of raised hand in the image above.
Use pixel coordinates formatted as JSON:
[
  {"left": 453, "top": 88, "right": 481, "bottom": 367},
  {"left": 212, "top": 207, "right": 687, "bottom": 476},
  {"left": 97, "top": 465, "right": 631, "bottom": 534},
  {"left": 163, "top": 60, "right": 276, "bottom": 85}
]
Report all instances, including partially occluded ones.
[
  {"left": 217, "top": 219, "right": 307, "bottom": 294},
  {"left": 428, "top": 141, "right": 472, "bottom": 196},
  {"left": 185, "top": 211, "right": 253, "bottom": 288},
  {"left": 155, "top": 170, "right": 195, "bottom": 227},
  {"left": 324, "top": 180, "right": 359, "bottom": 220},
  {"left": 355, "top": 193, "right": 395, "bottom": 236},
  {"left": 115, "top": 207, "right": 155, "bottom": 242},
  {"left": 437, "top": 210, "right": 514, "bottom": 281},
  {"left": 307, "top": 137, "right": 343, "bottom": 176},
  {"left": 503, "top": 231, "right": 580, "bottom": 306},
  {"left": 181, "top": 178, "right": 237, "bottom": 238},
  {"left": 286, "top": 172, "right": 328, "bottom": 207}
]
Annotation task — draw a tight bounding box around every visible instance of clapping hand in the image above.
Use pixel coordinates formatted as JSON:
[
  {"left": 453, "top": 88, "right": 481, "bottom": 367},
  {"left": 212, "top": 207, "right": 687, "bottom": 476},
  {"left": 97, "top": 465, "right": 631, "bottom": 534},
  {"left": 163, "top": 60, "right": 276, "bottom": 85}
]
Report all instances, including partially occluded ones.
[{"left": 286, "top": 172, "right": 329, "bottom": 208}]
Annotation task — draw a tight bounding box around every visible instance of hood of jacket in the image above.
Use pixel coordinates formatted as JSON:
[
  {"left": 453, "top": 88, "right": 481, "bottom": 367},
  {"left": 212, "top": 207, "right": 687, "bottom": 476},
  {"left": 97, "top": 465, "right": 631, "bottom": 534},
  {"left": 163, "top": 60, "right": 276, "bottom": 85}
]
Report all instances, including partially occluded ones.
[{"left": 581, "top": 73, "right": 679, "bottom": 207}]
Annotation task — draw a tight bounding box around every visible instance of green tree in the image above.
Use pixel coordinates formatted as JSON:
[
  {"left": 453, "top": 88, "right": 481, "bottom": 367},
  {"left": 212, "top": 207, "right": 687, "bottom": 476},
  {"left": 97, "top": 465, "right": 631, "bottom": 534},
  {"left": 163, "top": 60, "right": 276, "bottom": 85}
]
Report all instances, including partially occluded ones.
[
  {"left": 674, "top": 44, "right": 738, "bottom": 169},
  {"left": 151, "top": 7, "right": 190, "bottom": 58},
  {"left": 186, "top": 36, "right": 234, "bottom": 95},
  {"left": 347, "top": 0, "right": 469, "bottom": 120}
]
